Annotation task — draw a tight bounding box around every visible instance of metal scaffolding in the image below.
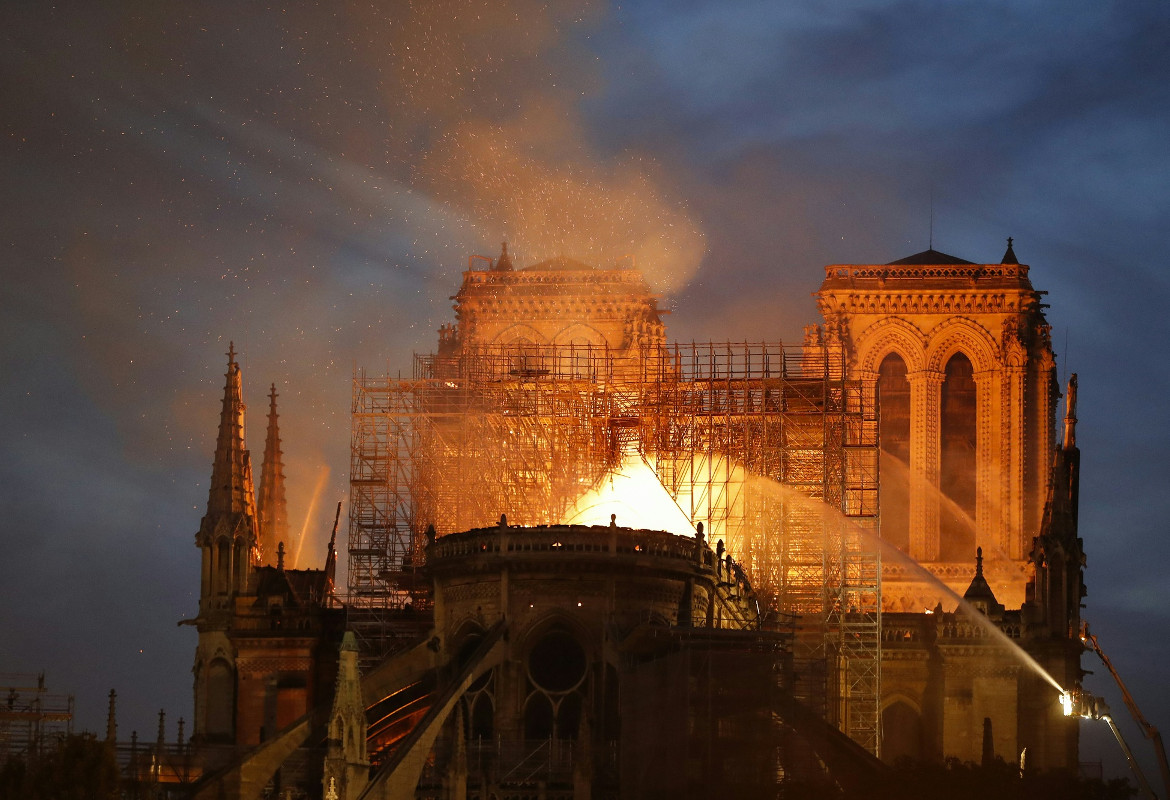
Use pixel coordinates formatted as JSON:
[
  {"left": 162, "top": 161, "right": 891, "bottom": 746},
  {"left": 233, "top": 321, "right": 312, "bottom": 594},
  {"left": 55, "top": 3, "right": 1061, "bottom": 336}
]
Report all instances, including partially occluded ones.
[
  {"left": 348, "top": 341, "right": 881, "bottom": 752},
  {"left": 0, "top": 673, "right": 74, "bottom": 761}
]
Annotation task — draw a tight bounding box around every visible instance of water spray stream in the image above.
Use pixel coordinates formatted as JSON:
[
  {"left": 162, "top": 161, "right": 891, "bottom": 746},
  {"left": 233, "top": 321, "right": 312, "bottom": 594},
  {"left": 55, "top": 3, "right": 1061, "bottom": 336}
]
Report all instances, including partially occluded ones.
[
  {"left": 746, "top": 474, "right": 1067, "bottom": 696},
  {"left": 292, "top": 466, "right": 330, "bottom": 569},
  {"left": 880, "top": 451, "right": 1028, "bottom": 583},
  {"left": 561, "top": 451, "right": 1068, "bottom": 697}
]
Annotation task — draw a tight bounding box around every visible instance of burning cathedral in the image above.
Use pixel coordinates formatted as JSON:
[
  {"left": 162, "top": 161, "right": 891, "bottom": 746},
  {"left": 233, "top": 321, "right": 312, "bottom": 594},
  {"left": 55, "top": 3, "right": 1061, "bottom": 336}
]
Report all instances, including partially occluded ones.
[{"left": 180, "top": 240, "right": 1086, "bottom": 799}]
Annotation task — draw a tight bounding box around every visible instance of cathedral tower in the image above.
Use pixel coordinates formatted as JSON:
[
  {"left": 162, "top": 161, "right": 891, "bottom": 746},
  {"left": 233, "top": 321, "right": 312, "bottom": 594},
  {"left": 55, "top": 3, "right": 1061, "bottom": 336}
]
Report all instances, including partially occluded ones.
[
  {"left": 192, "top": 343, "right": 260, "bottom": 741},
  {"left": 817, "top": 241, "right": 1058, "bottom": 609},
  {"left": 1019, "top": 375, "right": 1085, "bottom": 769}
]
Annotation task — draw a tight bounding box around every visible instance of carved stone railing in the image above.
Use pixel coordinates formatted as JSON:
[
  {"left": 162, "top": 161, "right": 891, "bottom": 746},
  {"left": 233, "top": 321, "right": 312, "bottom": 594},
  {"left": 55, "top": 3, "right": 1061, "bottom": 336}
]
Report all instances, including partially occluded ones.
[
  {"left": 459, "top": 269, "right": 649, "bottom": 287},
  {"left": 823, "top": 264, "right": 1030, "bottom": 282},
  {"left": 427, "top": 523, "right": 760, "bottom": 626}
]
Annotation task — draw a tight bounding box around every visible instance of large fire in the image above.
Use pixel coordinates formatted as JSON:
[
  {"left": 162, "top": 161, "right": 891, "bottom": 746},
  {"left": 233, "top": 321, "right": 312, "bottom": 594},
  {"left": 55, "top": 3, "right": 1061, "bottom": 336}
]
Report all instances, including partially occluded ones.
[{"left": 561, "top": 453, "right": 695, "bottom": 535}]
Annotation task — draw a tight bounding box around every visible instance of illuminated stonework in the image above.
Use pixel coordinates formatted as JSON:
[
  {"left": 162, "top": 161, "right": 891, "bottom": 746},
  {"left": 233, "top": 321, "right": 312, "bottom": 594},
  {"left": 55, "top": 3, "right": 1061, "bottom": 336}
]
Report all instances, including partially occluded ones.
[
  {"left": 450, "top": 244, "right": 666, "bottom": 356},
  {"left": 817, "top": 243, "right": 1057, "bottom": 610}
]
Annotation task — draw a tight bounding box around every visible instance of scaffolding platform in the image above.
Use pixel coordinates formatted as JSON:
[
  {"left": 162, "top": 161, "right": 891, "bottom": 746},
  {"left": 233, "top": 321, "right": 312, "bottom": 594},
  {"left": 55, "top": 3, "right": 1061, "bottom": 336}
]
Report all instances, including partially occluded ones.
[{"left": 0, "top": 673, "right": 74, "bottom": 760}]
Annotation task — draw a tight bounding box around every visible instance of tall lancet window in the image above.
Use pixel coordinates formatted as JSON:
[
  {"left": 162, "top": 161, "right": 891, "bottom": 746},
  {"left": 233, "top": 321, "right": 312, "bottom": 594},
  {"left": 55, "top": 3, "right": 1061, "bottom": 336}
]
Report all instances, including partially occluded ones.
[
  {"left": 877, "top": 353, "right": 911, "bottom": 552},
  {"left": 940, "top": 353, "right": 977, "bottom": 560}
]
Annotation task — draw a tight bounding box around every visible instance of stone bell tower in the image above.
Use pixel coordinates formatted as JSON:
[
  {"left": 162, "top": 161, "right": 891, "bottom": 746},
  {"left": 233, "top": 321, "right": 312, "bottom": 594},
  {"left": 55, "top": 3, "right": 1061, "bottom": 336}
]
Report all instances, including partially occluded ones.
[
  {"left": 816, "top": 240, "right": 1058, "bottom": 609},
  {"left": 192, "top": 343, "right": 259, "bottom": 741}
]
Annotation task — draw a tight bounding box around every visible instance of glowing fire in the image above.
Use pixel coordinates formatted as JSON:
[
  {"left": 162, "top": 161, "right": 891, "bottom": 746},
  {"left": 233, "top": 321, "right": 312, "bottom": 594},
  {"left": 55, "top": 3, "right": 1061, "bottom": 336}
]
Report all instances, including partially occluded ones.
[{"left": 562, "top": 454, "right": 694, "bottom": 534}]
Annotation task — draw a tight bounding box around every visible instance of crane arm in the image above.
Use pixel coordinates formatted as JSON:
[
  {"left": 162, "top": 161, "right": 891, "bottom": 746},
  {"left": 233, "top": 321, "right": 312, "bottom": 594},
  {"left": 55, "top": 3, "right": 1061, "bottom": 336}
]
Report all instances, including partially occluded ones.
[
  {"left": 1101, "top": 714, "right": 1157, "bottom": 800},
  {"left": 1083, "top": 622, "right": 1170, "bottom": 799}
]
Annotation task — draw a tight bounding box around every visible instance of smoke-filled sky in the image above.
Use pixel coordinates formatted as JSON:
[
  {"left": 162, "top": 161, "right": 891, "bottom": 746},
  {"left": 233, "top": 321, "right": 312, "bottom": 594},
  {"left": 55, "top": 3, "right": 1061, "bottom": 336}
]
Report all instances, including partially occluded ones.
[{"left": 2, "top": 0, "right": 1168, "bottom": 777}]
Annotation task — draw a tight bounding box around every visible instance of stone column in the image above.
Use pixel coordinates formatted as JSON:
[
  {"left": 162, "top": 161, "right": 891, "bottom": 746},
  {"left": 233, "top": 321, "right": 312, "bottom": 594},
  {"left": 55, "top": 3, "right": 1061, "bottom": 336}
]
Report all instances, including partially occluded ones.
[
  {"left": 1003, "top": 365, "right": 1027, "bottom": 559},
  {"left": 972, "top": 370, "right": 998, "bottom": 557},
  {"left": 907, "top": 370, "right": 944, "bottom": 561},
  {"left": 1030, "top": 352, "right": 1057, "bottom": 545}
]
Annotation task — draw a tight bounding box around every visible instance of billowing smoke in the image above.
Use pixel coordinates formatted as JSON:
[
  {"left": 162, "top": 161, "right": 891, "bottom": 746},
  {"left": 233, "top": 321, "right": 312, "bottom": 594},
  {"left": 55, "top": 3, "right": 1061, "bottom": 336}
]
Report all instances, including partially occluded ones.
[{"left": 352, "top": 0, "right": 707, "bottom": 289}]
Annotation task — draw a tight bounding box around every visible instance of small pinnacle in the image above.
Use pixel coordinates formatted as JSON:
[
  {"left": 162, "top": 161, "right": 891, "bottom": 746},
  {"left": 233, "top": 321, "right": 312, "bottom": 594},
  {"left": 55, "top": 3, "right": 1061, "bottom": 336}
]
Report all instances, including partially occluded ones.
[{"left": 1001, "top": 237, "right": 1019, "bottom": 265}]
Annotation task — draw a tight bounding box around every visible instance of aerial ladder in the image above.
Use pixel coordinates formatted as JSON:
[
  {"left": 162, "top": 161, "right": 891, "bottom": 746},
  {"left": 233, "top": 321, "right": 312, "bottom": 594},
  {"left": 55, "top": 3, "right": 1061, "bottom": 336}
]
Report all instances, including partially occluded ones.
[{"left": 1076, "top": 622, "right": 1170, "bottom": 800}]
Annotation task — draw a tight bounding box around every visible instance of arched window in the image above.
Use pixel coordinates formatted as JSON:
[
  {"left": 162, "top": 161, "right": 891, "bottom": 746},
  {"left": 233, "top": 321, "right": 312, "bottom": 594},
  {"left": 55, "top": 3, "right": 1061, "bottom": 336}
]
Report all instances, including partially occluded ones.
[
  {"left": 216, "top": 541, "right": 229, "bottom": 595},
  {"left": 877, "top": 354, "right": 911, "bottom": 552},
  {"left": 234, "top": 539, "right": 247, "bottom": 591},
  {"left": 523, "top": 693, "right": 554, "bottom": 740},
  {"left": 524, "top": 626, "right": 588, "bottom": 741},
  {"left": 470, "top": 694, "right": 494, "bottom": 741},
  {"left": 940, "top": 353, "right": 976, "bottom": 560},
  {"left": 205, "top": 659, "right": 235, "bottom": 738},
  {"left": 882, "top": 700, "right": 923, "bottom": 763},
  {"left": 509, "top": 337, "right": 536, "bottom": 376}
]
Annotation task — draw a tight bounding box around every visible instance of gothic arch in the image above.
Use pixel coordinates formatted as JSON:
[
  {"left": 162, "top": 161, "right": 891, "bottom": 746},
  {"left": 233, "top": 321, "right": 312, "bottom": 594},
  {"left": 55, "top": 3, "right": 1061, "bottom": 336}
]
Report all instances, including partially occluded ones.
[
  {"left": 451, "top": 618, "right": 489, "bottom": 668},
  {"left": 520, "top": 615, "right": 591, "bottom": 742},
  {"left": 452, "top": 617, "right": 487, "bottom": 643},
  {"left": 202, "top": 642, "right": 233, "bottom": 665},
  {"left": 925, "top": 318, "right": 998, "bottom": 373},
  {"left": 854, "top": 318, "right": 927, "bottom": 374},
  {"left": 518, "top": 611, "right": 592, "bottom": 657},
  {"left": 553, "top": 323, "right": 607, "bottom": 348},
  {"left": 881, "top": 695, "right": 925, "bottom": 763},
  {"left": 491, "top": 324, "right": 547, "bottom": 346},
  {"left": 880, "top": 692, "right": 922, "bottom": 715},
  {"left": 204, "top": 657, "right": 235, "bottom": 738}
]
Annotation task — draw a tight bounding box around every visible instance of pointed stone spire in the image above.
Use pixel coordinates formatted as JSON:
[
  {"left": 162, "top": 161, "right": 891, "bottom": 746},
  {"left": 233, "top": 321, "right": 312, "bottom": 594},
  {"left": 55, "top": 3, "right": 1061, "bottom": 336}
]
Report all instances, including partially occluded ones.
[
  {"left": 196, "top": 343, "right": 258, "bottom": 602},
  {"left": 494, "top": 240, "right": 513, "bottom": 271},
  {"left": 1063, "top": 373, "right": 1078, "bottom": 449},
  {"left": 1030, "top": 371, "right": 1084, "bottom": 637},
  {"left": 323, "top": 632, "right": 369, "bottom": 800},
  {"left": 1001, "top": 236, "right": 1019, "bottom": 265},
  {"left": 963, "top": 547, "right": 1002, "bottom": 616},
  {"left": 257, "top": 383, "right": 289, "bottom": 563},
  {"left": 325, "top": 501, "right": 341, "bottom": 593},
  {"left": 199, "top": 343, "right": 258, "bottom": 539}
]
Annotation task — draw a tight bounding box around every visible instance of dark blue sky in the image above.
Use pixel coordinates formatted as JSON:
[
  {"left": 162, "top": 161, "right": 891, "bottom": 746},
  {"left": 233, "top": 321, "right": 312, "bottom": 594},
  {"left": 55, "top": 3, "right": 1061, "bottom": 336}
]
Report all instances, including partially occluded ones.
[{"left": 2, "top": 0, "right": 1168, "bottom": 777}]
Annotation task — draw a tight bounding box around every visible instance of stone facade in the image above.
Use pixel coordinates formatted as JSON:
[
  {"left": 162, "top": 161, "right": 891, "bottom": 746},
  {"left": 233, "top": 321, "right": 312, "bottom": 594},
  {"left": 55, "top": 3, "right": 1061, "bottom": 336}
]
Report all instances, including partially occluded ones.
[
  {"left": 398, "top": 520, "right": 857, "bottom": 799},
  {"left": 815, "top": 244, "right": 1083, "bottom": 771},
  {"left": 449, "top": 244, "right": 666, "bottom": 358},
  {"left": 816, "top": 244, "right": 1058, "bottom": 611}
]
